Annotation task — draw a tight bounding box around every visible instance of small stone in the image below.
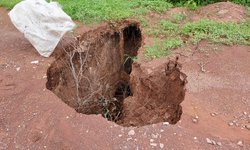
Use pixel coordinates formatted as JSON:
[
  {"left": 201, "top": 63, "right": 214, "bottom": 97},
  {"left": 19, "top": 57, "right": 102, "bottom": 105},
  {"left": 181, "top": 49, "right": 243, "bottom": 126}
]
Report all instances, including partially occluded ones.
[
  {"left": 237, "top": 141, "right": 243, "bottom": 147},
  {"left": 16, "top": 67, "right": 20, "bottom": 71},
  {"left": 150, "top": 143, "right": 157, "bottom": 147},
  {"left": 43, "top": 146, "right": 47, "bottom": 149},
  {"left": 228, "top": 122, "right": 234, "bottom": 126},
  {"left": 150, "top": 139, "right": 154, "bottom": 142},
  {"left": 243, "top": 112, "right": 247, "bottom": 115},
  {"left": 31, "top": 60, "right": 39, "bottom": 64},
  {"left": 160, "top": 143, "right": 164, "bottom": 149},
  {"left": 128, "top": 129, "right": 135, "bottom": 136},
  {"left": 217, "top": 142, "right": 222, "bottom": 146},
  {"left": 195, "top": 115, "right": 199, "bottom": 119},
  {"left": 160, "top": 129, "right": 164, "bottom": 132},
  {"left": 193, "top": 137, "right": 197, "bottom": 140},
  {"left": 210, "top": 113, "right": 217, "bottom": 117},
  {"left": 66, "top": 116, "right": 69, "bottom": 119},
  {"left": 245, "top": 124, "right": 250, "bottom": 130},
  {"left": 118, "top": 134, "right": 122, "bottom": 137},
  {"left": 192, "top": 118, "right": 198, "bottom": 123},
  {"left": 206, "top": 138, "right": 213, "bottom": 144},
  {"left": 211, "top": 140, "right": 216, "bottom": 145},
  {"left": 163, "top": 122, "right": 169, "bottom": 125}
]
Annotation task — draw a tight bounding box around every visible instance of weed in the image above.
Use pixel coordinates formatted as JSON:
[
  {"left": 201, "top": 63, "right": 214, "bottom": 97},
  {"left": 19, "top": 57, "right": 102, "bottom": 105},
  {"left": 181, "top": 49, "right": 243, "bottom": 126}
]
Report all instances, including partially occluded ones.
[
  {"left": 145, "top": 38, "right": 183, "bottom": 58},
  {"left": 171, "top": 13, "right": 187, "bottom": 23}
]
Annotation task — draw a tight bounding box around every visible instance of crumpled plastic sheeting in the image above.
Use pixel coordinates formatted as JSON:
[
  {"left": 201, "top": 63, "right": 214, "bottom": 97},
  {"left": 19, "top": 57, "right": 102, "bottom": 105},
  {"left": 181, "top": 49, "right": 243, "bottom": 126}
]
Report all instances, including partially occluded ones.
[{"left": 9, "top": 0, "right": 75, "bottom": 57}]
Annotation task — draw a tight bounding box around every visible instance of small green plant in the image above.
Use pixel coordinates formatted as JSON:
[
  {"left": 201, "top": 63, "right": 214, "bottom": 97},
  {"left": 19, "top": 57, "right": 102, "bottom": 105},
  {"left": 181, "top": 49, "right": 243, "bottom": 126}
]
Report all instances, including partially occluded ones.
[
  {"left": 184, "top": 0, "right": 198, "bottom": 10},
  {"left": 145, "top": 38, "right": 183, "bottom": 58},
  {"left": 171, "top": 13, "right": 187, "bottom": 22}
]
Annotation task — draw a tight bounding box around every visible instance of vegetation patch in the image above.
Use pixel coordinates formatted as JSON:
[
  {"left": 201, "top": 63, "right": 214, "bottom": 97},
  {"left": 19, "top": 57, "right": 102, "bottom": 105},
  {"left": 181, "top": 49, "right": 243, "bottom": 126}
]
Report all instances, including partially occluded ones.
[{"left": 145, "top": 38, "right": 183, "bottom": 58}]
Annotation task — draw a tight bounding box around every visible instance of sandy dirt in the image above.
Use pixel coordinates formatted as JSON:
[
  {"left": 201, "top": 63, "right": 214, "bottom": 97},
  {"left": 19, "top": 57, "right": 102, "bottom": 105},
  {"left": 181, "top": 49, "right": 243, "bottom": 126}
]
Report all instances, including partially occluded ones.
[{"left": 0, "top": 2, "right": 250, "bottom": 150}]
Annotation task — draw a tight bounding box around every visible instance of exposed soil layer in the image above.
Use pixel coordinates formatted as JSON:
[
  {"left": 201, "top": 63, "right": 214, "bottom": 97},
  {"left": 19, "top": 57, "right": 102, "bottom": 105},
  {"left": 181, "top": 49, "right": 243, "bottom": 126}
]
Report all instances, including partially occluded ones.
[{"left": 46, "top": 21, "right": 187, "bottom": 126}]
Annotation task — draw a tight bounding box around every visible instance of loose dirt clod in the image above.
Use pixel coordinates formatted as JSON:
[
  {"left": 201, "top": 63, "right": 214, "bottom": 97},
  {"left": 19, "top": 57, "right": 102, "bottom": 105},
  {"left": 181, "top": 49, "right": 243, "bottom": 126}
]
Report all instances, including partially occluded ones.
[{"left": 46, "top": 20, "right": 187, "bottom": 127}]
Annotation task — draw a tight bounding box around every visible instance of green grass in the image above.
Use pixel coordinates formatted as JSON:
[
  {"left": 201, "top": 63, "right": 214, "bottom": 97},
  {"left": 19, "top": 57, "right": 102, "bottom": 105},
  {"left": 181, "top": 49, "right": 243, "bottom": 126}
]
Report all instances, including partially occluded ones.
[
  {"left": 182, "top": 19, "right": 250, "bottom": 45},
  {"left": 171, "top": 13, "right": 187, "bottom": 23},
  {"left": 145, "top": 38, "right": 183, "bottom": 58},
  {"left": 0, "top": 0, "right": 21, "bottom": 9}
]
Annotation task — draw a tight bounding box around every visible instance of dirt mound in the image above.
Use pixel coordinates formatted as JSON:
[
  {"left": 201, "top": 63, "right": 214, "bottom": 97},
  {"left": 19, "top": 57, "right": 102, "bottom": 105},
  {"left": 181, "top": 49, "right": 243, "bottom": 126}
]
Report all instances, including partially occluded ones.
[
  {"left": 119, "top": 59, "right": 187, "bottom": 127},
  {"left": 46, "top": 20, "right": 187, "bottom": 127},
  {"left": 198, "top": 2, "right": 248, "bottom": 22}
]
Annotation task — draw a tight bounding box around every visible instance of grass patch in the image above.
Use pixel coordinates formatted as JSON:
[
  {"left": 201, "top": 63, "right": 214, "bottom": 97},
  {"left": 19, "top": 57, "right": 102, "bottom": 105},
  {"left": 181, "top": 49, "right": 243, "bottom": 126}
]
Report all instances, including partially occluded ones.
[
  {"left": 145, "top": 38, "right": 183, "bottom": 58},
  {"left": 182, "top": 19, "right": 250, "bottom": 45},
  {"left": 171, "top": 13, "right": 187, "bottom": 23},
  {"left": 0, "top": 0, "right": 21, "bottom": 9}
]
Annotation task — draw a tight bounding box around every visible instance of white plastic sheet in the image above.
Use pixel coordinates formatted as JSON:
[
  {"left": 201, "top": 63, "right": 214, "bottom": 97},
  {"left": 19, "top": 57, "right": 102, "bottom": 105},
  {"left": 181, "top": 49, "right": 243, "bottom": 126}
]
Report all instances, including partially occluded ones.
[{"left": 9, "top": 0, "right": 75, "bottom": 57}]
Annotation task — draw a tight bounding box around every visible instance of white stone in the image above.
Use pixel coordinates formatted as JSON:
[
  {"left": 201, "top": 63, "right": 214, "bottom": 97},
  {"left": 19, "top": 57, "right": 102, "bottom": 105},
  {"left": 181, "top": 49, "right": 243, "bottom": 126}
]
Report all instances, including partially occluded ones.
[
  {"left": 31, "top": 60, "right": 39, "bottom": 64},
  {"left": 160, "top": 143, "right": 164, "bottom": 149},
  {"left": 128, "top": 129, "right": 135, "bottom": 136},
  {"left": 150, "top": 143, "right": 157, "bottom": 147},
  {"left": 237, "top": 141, "right": 243, "bottom": 147}
]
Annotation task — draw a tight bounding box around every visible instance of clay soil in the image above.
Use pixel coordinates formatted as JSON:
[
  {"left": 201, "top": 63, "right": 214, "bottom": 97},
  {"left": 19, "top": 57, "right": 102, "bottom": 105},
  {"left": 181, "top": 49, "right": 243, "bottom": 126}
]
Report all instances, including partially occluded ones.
[{"left": 0, "top": 2, "right": 250, "bottom": 150}]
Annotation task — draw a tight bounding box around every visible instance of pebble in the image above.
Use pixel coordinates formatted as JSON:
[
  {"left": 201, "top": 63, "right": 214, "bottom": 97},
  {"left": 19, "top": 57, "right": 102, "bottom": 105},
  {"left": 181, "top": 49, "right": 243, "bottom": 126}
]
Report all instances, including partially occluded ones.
[
  {"left": 192, "top": 118, "right": 198, "bottom": 123},
  {"left": 163, "top": 122, "right": 169, "bottom": 125},
  {"left": 193, "top": 137, "right": 197, "bottom": 140},
  {"left": 228, "top": 122, "right": 234, "bottom": 126},
  {"left": 237, "top": 141, "right": 243, "bottom": 147},
  {"left": 243, "top": 112, "right": 247, "bottom": 115},
  {"left": 118, "top": 134, "right": 122, "bottom": 137},
  {"left": 206, "top": 138, "right": 212, "bottom": 144},
  {"left": 150, "top": 143, "right": 157, "bottom": 147},
  {"left": 245, "top": 124, "right": 250, "bottom": 130},
  {"left": 160, "top": 143, "right": 164, "bottom": 149},
  {"left": 217, "top": 142, "right": 222, "bottom": 146},
  {"left": 128, "top": 129, "right": 135, "bottom": 136},
  {"left": 210, "top": 113, "right": 217, "bottom": 117},
  {"left": 16, "top": 67, "right": 20, "bottom": 71},
  {"left": 150, "top": 139, "right": 154, "bottom": 142},
  {"left": 31, "top": 60, "right": 39, "bottom": 64}
]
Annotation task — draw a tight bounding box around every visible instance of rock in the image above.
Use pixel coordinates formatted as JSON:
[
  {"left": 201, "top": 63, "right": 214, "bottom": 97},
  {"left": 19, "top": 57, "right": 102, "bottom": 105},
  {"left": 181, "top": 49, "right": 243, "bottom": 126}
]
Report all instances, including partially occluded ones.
[
  {"left": 228, "top": 122, "right": 234, "bottom": 126},
  {"left": 150, "top": 139, "right": 154, "bottom": 142},
  {"left": 206, "top": 138, "right": 213, "bottom": 144},
  {"left": 211, "top": 140, "right": 216, "bottom": 145},
  {"left": 150, "top": 143, "right": 157, "bottom": 147},
  {"left": 243, "top": 112, "right": 247, "bottom": 115},
  {"left": 245, "top": 124, "right": 250, "bottom": 130},
  {"left": 31, "top": 60, "right": 39, "bottom": 64},
  {"left": 210, "top": 113, "right": 217, "bottom": 117},
  {"left": 237, "top": 141, "right": 243, "bottom": 147},
  {"left": 193, "top": 137, "right": 197, "bottom": 140},
  {"left": 163, "top": 122, "right": 169, "bottom": 125},
  {"left": 128, "top": 129, "right": 135, "bottom": 136},
  {"left": 160, "top": 143, "right": 164, "bottom": 149},
  {"left": 217, "top": 142, "right": 222, "bottom": 146},
  {"left": 192, "top": 118, "right": 198, "bottom": 123},
  {"left": 16, "top": 67, "right": 20, "bottom": 71}
]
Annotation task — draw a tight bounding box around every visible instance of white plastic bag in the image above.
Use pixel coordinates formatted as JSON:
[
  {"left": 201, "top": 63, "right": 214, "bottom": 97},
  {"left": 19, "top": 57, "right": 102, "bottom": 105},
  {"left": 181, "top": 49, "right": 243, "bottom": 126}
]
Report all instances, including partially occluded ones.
[{"left": 9, "top": 0, "right": 75, "bottom": 57}]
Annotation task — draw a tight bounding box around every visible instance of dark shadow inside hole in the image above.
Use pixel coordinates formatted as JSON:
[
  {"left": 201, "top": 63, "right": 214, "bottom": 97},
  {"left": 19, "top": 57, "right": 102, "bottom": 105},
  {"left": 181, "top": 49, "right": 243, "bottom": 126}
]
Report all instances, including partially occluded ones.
[
  {"left": 123, "top": 25, "right": 142, "bottom": 56},
  {"left": 114, "top": 81, "right": 132, "bottom": 101},
  {"left": 123, "top": 25, "right": 142, "bottom": 74}
]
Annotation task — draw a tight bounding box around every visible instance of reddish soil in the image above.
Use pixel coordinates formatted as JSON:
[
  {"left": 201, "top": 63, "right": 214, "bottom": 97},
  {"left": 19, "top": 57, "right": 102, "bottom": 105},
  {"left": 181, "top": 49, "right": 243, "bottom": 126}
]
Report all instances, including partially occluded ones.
[{"left": 0, "top": 2, "right": 250, "bottom": 150}]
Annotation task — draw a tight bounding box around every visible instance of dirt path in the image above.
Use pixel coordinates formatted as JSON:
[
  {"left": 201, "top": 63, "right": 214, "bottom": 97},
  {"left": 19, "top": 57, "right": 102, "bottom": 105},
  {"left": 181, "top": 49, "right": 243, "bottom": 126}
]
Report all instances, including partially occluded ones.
[{"left": 0, "top": 7, "right": 249, "bottom": 150}]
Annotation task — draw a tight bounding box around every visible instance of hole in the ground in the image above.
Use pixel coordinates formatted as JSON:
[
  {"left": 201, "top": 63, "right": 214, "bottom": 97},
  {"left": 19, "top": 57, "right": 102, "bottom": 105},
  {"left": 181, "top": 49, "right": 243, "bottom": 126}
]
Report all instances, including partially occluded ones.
[
  {"left": 123, "top": 25, "right": 142, "bottom": 74},
  {"left": 46, "top": 21, "right": 187, "bottom": 127}
]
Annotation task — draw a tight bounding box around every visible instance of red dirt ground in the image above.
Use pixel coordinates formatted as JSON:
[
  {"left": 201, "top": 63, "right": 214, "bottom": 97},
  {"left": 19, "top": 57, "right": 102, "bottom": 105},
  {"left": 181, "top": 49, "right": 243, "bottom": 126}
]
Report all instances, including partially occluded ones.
[{"left": 0, "top": 4, "right": 250, "bottom": 150}]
